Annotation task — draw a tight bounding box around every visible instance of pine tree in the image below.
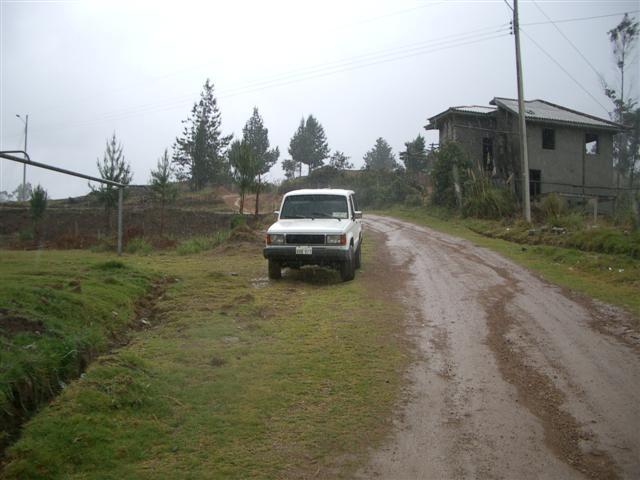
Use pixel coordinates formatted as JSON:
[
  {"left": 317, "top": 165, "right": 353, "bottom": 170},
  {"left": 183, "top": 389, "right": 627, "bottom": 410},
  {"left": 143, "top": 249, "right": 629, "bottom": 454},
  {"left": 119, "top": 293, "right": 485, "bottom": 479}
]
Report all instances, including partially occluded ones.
[
  {"left": 288, "top": 118, "right": 308, "bottom": 177},
  {"left": 242, "top": 107, "right": 279, "bottom": 215},
  {"left": 229, "top": 140, "right": 259, "bottom": 214},
  {"left": 329, "top": 151, "right": 353, "bottom": 170},
  {"left": 29, "top": 184, "right": 47, "bottom": 240},
  {"left": 400, "top": 135, "right": 428, "bottom": 174},
  {"left": 91, "top": 133, "right": 132, "bottom": 229},
  {"left": 150, "top": 149, "right": 178, "bottom": 236},
  {"left": 173, "top": 79, "right": 233, "bottom": 190},
  {"left": 288, "top": 115, "right": 330, "bottom": 175},
  {"left": 305, "top": 115, "right": 330, "bottom": 171},
  {"left": 363, "top": 137, "right": 397, "bottom": 170}
]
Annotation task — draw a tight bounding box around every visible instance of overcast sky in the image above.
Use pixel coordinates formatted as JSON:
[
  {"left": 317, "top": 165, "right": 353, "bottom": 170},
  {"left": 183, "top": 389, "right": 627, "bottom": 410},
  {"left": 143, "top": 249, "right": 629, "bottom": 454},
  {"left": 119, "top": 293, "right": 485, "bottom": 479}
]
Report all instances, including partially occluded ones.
[{"left": 1, "top": 0, "right": 638, "bottom": 198}]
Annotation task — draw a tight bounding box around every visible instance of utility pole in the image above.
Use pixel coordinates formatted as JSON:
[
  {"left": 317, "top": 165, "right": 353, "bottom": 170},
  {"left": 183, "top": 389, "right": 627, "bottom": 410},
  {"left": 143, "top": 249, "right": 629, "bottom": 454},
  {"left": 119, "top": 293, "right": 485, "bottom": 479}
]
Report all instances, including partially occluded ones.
[
  {"left": 16, "top": 114, "right": 29, "bottom": 201},
  {"left": 513, "top": 0, "right": 531, "bottom": 222}
]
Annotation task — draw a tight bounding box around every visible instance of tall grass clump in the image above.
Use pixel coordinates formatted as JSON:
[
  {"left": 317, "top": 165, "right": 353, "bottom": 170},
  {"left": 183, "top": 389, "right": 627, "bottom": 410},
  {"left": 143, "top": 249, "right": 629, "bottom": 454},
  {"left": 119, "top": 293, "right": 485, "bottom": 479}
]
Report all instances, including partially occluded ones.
[
  {"left": 462, "top": 170, "right": 516, "bottom": 219},
  {"left": 176, "top": 230, "right": 230, "bottom": 255}
]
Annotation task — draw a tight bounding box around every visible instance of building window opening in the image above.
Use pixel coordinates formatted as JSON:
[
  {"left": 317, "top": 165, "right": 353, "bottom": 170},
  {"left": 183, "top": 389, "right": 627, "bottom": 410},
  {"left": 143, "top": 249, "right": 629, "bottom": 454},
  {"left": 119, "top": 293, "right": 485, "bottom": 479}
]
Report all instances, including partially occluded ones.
[
  {"left": 542, "top": 128, "right": 555, "bottom": 150},
  {"left": 585, "top": 133, "right": 599, "bottom": 154},
  {"left": 529, "top": 169, "right": 541, "bottom": 198},
  {"left": 482, "top": 137, "right": 494, "bottom": 172}
]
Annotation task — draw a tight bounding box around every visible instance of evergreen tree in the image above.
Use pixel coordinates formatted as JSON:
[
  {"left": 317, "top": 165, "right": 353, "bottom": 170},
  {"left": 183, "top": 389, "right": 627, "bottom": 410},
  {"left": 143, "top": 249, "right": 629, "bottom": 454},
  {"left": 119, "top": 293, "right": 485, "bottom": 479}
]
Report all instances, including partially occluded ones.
[
  {"left": 150, "top": 148, "right": 178, "bottom": 236},
  {"left": 229, "top": 140, "right": 259, "bottom": 214},
  {"left": 363, "top": 137, "right": 397, "bottom": 170},
  {"left": 242, "top": 107, "right": 280, "bottom": 215},
  {"left": 288, "top": 118, "right": 308, "bottom": 177},
  {"left": 173, "top": 79, "right": 233, "bottom": 190},
  {"left": 305, "top": 115, "right": 330, "bottom": 171},
  {"left": 329, "top": 151, "right": 353, "bottom": 170},
  {"left": 288, "top": 115, "right": 330, "bottom": 175},
  {"left": 91, "top": 133, "right": 132, "bottom": 228},
  {"left": 400, "top": 135, "right": 428, "bottom": 174},
  {"left": 29, "top": 184, "right": 47, "bottom": 240}
]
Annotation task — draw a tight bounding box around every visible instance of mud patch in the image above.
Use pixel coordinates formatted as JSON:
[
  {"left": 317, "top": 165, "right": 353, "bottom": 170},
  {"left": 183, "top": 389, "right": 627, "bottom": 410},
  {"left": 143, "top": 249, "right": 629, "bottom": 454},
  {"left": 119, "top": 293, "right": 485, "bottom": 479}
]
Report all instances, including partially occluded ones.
[
  {"left": 483, "top": 280, "right": 621, "bottom": 480},
  {"left": 0, "top": 309, "right": 45, "bottom": 336}
]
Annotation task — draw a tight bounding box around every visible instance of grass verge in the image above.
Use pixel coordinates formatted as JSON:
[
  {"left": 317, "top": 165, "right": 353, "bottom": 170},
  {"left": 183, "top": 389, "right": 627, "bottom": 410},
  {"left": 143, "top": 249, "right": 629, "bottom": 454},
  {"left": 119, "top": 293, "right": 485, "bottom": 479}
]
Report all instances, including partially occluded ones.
[
  {"left": 3, "top": 236, "right": 408, "bottom": 479},
  {"left": 380, "top": 206, "right": 640, "bottom": 317},
  {"left": 0, "top": 251, "right": 153, "bottom": 454}
]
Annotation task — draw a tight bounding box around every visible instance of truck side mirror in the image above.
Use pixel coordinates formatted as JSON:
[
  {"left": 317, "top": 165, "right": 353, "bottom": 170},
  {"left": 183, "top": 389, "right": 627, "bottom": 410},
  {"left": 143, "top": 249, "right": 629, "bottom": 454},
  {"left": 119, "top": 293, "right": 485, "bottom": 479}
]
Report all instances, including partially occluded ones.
[
  {"left": 354, "top": 211, "right": 362, "bottom": 219},
  {"left": 274, "top": 210, "right": 280, "bottom": 216}
]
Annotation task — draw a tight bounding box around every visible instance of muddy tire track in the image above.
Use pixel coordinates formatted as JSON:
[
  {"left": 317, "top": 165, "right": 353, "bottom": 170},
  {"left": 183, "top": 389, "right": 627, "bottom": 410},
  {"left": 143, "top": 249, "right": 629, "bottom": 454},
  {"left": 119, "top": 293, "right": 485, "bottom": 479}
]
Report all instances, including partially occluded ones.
[{"left": 358, "top": 215, "right": 639, "bottom": 479}]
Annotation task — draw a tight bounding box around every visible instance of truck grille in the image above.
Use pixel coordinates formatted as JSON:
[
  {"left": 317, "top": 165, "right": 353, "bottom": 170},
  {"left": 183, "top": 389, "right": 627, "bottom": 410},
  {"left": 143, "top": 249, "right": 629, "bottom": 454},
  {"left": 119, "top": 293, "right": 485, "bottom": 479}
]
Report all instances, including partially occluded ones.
[{"left": 286, "top": 234, "right": 325, "bottom": 245}]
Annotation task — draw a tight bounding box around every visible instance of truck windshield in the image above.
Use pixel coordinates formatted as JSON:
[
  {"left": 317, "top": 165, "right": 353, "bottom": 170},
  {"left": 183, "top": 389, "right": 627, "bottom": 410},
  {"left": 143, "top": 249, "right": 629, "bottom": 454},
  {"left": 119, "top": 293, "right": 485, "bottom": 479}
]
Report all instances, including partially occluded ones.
[{"left": 280, "top": 194, "right": 349, "bottom": 219}]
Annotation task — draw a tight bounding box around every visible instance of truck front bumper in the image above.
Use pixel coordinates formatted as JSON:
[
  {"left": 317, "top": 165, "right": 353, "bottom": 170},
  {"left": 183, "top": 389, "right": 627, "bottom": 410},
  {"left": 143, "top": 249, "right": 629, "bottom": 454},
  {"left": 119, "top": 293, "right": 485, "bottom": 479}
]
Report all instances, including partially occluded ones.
[{"left": 263, "top": 246, "right": 349, "bottom": 267}]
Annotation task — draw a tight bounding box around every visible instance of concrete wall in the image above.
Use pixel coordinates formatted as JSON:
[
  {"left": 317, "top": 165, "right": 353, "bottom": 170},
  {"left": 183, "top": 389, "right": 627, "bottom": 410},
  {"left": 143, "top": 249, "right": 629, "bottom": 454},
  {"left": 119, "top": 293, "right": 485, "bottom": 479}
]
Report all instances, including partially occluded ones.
[{"left": 525, "top": 123, "right": 614, "bottom": 198}]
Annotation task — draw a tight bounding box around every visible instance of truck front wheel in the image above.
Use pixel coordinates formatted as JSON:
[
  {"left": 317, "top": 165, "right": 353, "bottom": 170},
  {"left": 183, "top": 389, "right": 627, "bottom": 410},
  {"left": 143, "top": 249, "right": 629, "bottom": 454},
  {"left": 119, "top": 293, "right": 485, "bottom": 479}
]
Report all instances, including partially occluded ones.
[
  {"left": 268, "top": 259, "right": 282, "bottom": 280},
  {"left": 339, "top": 247, "right": 355, "bottom": 282}
]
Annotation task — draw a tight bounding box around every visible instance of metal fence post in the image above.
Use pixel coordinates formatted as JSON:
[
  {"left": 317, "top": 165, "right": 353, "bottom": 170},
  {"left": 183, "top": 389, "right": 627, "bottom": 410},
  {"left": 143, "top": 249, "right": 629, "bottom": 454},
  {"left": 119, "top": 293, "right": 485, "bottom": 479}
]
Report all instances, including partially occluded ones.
[{"left": 117, "top": 187, "right": 123, "bottom": 255}]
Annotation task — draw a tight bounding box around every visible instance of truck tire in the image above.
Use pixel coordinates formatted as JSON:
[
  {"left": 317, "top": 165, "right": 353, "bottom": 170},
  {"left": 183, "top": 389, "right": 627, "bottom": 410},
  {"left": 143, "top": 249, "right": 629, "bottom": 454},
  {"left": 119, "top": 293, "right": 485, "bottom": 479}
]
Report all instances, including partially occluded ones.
[
  {"left": 268, "top": 259, "right": 281, "bottom": 280},
  {"left": 354, "top": 243, "right": 362, "bottom": 269},
  {"left": 339, "top": 247, "right": 355, "bottom": 282}
]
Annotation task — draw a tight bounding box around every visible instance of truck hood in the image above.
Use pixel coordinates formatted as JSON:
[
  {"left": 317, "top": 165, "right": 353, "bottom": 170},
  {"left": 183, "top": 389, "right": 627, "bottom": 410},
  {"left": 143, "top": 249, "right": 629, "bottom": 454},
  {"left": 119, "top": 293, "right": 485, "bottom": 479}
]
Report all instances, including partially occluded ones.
[{"left": 268, "top": 218, "right": 348, "bottom": 235}]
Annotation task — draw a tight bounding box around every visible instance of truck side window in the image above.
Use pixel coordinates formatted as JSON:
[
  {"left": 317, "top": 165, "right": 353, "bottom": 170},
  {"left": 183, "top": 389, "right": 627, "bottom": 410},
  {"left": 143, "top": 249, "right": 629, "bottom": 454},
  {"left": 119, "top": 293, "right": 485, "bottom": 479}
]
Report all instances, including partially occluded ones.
[
  {"left": 352, "top": 195, "right": 359, "bottom": 212},
  {"left": 349, "top": 196, "right": 355, "bottom": 219}
]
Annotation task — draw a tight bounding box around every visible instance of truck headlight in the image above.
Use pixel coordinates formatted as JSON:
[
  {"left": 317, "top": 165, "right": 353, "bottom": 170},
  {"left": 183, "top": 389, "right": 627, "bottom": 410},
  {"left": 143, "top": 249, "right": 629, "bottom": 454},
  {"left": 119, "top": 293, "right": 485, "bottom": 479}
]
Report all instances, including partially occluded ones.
[
  {"left": 326, "top": 234, "right": 346, "bottom": 245},
  {"left": 267, "top": 234, "right": 285, "bottom": 245}
]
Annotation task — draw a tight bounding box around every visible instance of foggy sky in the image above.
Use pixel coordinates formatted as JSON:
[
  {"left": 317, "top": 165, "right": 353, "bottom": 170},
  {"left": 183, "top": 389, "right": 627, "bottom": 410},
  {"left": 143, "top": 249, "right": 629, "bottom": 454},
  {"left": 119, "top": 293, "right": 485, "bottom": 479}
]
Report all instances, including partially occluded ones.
[{"left": 1, "top": 0, "right": 638, "bottom": 198}]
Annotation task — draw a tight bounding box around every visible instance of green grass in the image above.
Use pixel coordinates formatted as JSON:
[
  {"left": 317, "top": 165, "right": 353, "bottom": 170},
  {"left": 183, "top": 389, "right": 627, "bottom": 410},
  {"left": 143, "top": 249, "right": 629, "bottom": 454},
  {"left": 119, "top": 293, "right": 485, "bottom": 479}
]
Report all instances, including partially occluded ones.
[
  {"left": 381, "top": 206, "right": 640, "bottom": 317},
  {"left": 175, "top": 231, "right": 230, "bottom": 255},
  {"left": 0, "top": 251, "right": 153, "bottom": 451},
  {"left": 3, "top": 238, "right": 407, "bottom": 479}
]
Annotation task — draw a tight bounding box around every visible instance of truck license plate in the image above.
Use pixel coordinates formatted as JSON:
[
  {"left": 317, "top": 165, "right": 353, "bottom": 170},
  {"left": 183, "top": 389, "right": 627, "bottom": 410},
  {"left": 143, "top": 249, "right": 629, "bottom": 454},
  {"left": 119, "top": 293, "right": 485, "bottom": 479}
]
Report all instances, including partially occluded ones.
[{"left": 296, "top": 246, "right": 312, "bottom": 255}]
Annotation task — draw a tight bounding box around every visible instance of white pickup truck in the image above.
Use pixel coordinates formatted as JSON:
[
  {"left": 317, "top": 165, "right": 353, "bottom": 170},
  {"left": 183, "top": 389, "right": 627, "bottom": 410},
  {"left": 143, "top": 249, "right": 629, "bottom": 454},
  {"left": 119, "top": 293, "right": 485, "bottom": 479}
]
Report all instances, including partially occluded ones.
[{"left": 263, "top": 189, "right": 363, "bottom": 281}]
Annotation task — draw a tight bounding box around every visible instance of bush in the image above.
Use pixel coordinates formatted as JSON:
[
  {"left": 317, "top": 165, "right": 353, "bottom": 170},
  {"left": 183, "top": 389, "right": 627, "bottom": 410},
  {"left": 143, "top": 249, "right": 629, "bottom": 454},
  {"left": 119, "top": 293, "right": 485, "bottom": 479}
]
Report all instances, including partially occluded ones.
[
  {"left": 539, "top": 193, "right": 565, "bottom": 221},
  {"left": 125, "top": 237, "right": 153, "bottom": 255},
  {"left": 230, "top": 214, "right": 247, "bottom": 230},
  {"left": 462, "top": 170, "right": 516, "bottom": 219}
]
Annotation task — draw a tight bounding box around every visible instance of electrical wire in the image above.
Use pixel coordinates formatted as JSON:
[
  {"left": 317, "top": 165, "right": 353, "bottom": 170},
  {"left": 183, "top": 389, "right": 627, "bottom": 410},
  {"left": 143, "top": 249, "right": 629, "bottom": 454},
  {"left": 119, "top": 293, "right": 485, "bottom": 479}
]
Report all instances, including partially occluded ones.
[
  {"left": 15, "top": 28, "right": 510, "bottom": 136},
  {"left": 531, "top": 0, "right": 604, "bottom": 80},
  {"left": 520, "top": 28, "right": 611, "bottom": 115},
  {"left": 522, "top": 10, "right": 639, "bottom": 27}
]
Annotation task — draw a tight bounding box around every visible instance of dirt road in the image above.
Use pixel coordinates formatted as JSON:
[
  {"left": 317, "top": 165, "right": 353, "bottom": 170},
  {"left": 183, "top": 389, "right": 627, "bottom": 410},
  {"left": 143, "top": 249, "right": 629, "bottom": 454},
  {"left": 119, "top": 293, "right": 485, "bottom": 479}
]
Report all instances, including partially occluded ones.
[{"left": 359, "top": 215, "right": 640, "bottom": 480}]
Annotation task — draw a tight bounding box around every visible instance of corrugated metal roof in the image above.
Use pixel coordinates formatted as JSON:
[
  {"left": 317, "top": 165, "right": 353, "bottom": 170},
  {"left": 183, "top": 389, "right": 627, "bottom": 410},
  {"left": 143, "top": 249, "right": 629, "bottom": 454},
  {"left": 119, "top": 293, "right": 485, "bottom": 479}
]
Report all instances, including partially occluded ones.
[
  {"left": 450, "top": 105, "right": 496, "bottom": 115},
  {"left": 491, "top": 97, "right": 622, "bottom": 130}
]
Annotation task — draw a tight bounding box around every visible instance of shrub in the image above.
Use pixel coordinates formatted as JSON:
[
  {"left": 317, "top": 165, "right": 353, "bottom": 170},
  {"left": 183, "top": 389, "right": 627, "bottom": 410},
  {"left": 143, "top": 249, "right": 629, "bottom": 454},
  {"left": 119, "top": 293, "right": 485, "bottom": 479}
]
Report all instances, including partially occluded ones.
[
  {"left": 230, "top": 214, "right": 247, "bottom": 230},
  {"left": 539, "top": 193, "right": 565, "bottom": 221},
  {"left": 125, "top": 237, "right": 153, "bottom": 255},
  {"left": 462, "top": 170, "right": 516, "bottom": 219}
]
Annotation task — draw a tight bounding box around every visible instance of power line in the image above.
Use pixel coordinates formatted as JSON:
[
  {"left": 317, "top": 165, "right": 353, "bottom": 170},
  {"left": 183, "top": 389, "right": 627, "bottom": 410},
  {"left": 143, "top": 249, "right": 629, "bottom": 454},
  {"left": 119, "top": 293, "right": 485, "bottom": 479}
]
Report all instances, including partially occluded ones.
[
  {"left": 531, "top": 0, "right": 604, "bottom": 80},
  {"left": 522, "top": 10, "right": 639, "bottom": 27},
  {"left": 520, "top": 28, "right": 610, "bottom": 115},
  {"left": 30, "top": 2, "right": 448, "bottom": 118},
  {"left": 11, "top": 28, "right": 509, "bottom": 137}
]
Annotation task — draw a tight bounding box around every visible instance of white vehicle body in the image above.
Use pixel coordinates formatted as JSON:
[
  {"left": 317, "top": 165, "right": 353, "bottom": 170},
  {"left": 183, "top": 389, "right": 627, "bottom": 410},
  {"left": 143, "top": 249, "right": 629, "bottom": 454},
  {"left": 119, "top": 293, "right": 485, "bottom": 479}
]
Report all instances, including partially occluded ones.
[{"left": 263, "top": 189, "right": 363, "bottom": 281}]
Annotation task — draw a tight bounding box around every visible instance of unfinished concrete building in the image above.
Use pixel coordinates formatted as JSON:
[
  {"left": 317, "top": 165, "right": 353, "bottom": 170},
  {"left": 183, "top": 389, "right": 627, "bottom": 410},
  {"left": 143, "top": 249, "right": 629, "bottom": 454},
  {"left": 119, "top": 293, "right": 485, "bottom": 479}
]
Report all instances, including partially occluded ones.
[{"left": 425, "top": 97, "right": 624, "bottom": 209}]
